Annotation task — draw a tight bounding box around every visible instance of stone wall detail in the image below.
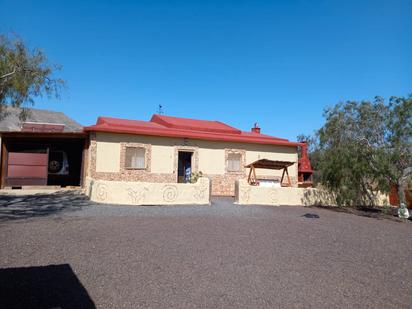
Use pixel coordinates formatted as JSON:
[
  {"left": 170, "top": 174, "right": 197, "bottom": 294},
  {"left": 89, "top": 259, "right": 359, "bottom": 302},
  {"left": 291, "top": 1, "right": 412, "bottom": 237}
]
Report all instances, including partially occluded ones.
[
  {"left": 87, "top": 177, "right": 211, "bottom": 205},
  {"left": 162, "top": 185, "right": 178, "bottom": 202},
  {"left": 239, "top": 186, "right": 251, "bottom": 203},
  {"left": 95, "top": 182, "right": 108, "bottom": 202},
  {"left": 193, "top": 177, "right": 210, "bottom": 201},
  {"left": 205, "top": 173, "right": 246, "bottom": 196},
  {"left": 127, "top": 187, "right": 149, "bottom": 204},
  {"left": 235, "top": 179, "right": 388, "bottom": 206}
]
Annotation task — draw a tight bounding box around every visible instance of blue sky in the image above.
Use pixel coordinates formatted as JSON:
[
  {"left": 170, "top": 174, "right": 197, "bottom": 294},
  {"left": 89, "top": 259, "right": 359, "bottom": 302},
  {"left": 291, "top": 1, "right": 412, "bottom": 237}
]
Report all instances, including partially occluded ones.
[{"left": 1, "top": 0, "right": 411, "bottom": 140}]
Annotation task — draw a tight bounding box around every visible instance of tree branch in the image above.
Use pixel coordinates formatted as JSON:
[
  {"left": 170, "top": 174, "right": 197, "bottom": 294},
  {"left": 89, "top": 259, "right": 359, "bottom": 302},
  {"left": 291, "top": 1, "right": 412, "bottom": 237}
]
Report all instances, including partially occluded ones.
[
  {"left": 401, "top": 166, "right": 412, "bottom": 183},
  {"left": 0, "top": 67, "right": 16, "bottom": 79}
]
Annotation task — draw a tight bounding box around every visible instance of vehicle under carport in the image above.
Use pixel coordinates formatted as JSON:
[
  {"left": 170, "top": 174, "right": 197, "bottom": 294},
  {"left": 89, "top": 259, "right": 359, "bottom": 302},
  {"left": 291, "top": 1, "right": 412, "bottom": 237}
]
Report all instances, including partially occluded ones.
[{"left": 1, "top": 132, "right": 87, "bottom": 188}]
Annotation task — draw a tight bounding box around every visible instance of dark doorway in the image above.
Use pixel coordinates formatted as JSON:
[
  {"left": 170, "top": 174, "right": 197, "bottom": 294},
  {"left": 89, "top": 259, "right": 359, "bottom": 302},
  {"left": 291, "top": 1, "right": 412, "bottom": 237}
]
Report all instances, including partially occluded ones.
[
  {"left": 177, "top": 151, "right": 193, "bottom": 183},
  {"left": 46, "top": 140, "right": 84, "bottom": 186}
]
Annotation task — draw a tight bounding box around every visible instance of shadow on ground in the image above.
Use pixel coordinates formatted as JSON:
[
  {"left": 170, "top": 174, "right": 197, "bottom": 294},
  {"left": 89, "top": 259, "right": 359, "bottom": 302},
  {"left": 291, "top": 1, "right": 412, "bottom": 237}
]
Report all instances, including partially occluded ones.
[
  {"left": 0, "top": 191, "right": 94, "bottom": 222},
  {"left": 0, "top": 264, "right": 95, "bottom": 309},
  {"left": 309, "top": 205, "right": 411, "bottom": 223},
  {"left": 302, "top": 189, "right": 411, "bottom": 222}
]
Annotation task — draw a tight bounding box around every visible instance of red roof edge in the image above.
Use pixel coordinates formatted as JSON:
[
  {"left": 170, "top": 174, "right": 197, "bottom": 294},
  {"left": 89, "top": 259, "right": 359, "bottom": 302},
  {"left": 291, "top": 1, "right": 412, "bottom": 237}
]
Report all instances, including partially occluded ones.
[
  {"left": 83, "top": 114, "right": 302, "bottom": 147},
  {"left": 150, "top": 114, "right": 171, "bottom": 127},
  {"left": 96, "top": 117, "right": 108, "bottom": 125},
  {"left": 84, "top": 124, "right": 302, "bottom": 147},
  {"left": 150, "top": 114, "right": 241, "bottom": 134}
]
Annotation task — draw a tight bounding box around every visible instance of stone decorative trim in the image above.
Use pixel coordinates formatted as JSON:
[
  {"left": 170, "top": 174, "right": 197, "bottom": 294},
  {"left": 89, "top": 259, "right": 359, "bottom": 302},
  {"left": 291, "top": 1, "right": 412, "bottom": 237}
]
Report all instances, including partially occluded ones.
[
  {"left": 120, "top": 142, "right": 152, "bottom": 172},
  {"left": 89, "top": 133, "right": 97, "bottom": 177},
  {"left": 234, "top": 179, "right": 387, "bottom": 206},
  {"left": 162, "top": 185, "right": 179, "bottom": 202},
  {"left": 127, "top": 186, "right": 149, "bottom": 204},
  {"left": 225, "top": 148, "right": 246, "bottom": 175},
  {"left": 95, "top": 182, "right": 108, "bottom": 201},
  {"left": 86, "top": 177, "right": 211, "bottom": 205},
  {"left": 174, "top": 146, "right": 199, "bottom": 174},
  {"left": 193, "top": 178, "right": 210, "bottom": 201}
]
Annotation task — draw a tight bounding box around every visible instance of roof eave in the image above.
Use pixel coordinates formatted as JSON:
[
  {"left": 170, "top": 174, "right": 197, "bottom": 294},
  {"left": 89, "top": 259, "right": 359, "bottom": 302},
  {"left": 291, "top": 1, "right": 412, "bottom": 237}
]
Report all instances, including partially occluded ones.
[{"left": 84, "top": 126, "right": 301, "bottom": 147}]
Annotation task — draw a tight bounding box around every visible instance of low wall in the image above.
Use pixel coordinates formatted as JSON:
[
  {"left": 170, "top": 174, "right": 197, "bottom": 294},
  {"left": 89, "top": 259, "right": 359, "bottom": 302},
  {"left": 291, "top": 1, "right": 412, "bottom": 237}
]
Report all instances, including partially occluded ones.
[
  {"left": 235, "top": 179, "right": 388, "bottom": 206},
  {"left": 86, "top": 177, "right": 210, "bottom": 205}
]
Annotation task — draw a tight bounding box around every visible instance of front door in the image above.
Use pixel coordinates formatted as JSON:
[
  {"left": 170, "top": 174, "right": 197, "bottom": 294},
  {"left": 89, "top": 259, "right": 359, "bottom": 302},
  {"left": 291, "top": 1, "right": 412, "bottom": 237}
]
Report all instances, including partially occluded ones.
[{"left": 177, "top": 151, "right": 193, "bottom": 183}]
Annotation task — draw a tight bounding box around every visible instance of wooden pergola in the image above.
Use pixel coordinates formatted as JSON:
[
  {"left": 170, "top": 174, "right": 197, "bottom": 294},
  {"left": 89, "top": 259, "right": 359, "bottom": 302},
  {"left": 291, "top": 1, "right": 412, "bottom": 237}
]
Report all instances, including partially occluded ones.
[{"left": 245, "top": 159, "right": 295, "bottom": 187}]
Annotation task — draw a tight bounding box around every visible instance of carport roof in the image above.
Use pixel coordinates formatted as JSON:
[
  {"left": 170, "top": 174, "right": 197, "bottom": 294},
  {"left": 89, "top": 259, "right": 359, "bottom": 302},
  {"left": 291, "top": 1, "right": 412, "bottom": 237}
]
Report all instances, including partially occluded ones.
[{"left": 0, "top": 107, "right": 82, "bottom": 133}]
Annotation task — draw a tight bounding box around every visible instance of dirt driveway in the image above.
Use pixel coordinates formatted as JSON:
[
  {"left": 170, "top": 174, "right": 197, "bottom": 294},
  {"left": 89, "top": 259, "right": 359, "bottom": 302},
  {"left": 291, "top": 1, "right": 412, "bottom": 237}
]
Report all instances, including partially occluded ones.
[{"left": 0, "top": 192, "right": 411, "bottom": 308}]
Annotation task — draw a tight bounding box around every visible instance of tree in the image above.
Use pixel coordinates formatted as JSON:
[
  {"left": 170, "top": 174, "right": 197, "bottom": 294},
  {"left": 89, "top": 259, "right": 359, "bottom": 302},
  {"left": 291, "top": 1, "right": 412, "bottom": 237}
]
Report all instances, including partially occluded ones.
[
  {"left": 385, "top": 96, "right": 412, "bottom": 204},
  {"left": 0, "top": 34, "right": 65, "bottom": 120},
  {"left": 301, "top": 95, "right": 411, "bottom": 207}
]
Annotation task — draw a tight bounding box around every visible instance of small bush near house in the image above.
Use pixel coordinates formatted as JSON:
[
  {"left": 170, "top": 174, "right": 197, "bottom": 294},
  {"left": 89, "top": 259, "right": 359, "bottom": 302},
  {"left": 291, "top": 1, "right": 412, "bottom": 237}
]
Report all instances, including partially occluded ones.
[
  {"left": 190, "top": 171, "right": 203, "bottom": 184},
  {"left": 381, "top": 205, "right": 392, "bottom": 216}
]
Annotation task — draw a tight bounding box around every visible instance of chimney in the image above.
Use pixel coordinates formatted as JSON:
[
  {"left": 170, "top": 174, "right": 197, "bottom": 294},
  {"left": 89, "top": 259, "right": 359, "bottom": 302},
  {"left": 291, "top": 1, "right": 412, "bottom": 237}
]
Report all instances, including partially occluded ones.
[
  {"left": 251, "top": 122, "right": 261, "bottom": 134},
  {"left": 298, "top": 142, "right": 312, "bottom": 171}
]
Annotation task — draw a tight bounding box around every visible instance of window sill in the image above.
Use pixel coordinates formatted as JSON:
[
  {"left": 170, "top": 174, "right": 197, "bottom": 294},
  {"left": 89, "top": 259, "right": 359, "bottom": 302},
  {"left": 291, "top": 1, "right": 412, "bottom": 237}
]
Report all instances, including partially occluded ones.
[
  {"left": 226, "top": 170, "right": 244, "bottom": 174},
  {"left": 125, "top": 167, "right": 147, "bottom": 171}
]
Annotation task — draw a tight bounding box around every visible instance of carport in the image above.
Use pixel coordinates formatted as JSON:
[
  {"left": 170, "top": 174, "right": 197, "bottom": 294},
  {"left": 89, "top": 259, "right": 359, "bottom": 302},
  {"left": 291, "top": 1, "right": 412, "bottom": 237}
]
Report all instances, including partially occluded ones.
[
  {"left": 0, "top": 107, "right": 87, "bottom": 189},
  {"left": 0, "top": 132, "right": 87, "bottom": 188}
]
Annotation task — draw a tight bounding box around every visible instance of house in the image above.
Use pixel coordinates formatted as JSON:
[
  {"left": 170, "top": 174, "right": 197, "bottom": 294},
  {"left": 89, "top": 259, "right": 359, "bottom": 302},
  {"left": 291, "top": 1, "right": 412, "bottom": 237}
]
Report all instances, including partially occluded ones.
[
  {"left": 0, "top": 107, "right": 87, "bottom": 188},
  {"left": 0, "top": 108, "right": 391, "bottom": 207},
  {"left": 84, "top": 114, "right": 305, "bottom": 196}
]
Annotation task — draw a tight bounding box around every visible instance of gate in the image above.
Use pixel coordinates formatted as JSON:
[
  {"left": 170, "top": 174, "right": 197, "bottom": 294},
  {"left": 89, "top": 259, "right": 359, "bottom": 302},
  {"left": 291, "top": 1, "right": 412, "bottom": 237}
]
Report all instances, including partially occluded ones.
[{"left": 6, "top": 152, "right": 48, "bottom": 186}]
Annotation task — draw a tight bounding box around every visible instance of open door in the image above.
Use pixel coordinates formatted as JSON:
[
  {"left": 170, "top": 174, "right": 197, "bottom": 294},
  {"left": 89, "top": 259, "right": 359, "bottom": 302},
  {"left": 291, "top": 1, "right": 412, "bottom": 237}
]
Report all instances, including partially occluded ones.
[{"left": 177, "top": 151, "right": 193, "bottom": 183}]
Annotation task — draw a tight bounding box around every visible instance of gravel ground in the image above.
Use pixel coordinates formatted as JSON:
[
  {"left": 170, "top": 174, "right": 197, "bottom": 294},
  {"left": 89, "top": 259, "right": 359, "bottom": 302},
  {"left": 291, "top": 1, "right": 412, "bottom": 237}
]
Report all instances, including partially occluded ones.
[{"left": 0, "top": 192, "right": 411, "bottom": 308}]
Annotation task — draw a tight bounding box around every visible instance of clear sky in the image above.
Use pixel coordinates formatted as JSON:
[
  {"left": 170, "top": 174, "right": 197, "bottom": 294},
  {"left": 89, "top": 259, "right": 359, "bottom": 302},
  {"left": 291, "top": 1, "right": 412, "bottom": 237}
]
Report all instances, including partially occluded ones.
[{"left": 1, "top": 0, "right": 411, "bottom": 140}]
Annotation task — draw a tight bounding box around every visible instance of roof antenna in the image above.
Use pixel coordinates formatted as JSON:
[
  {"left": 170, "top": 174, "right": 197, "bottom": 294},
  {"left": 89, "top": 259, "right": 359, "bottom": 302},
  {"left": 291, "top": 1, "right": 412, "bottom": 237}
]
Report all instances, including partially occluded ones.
[{"left": 157, "top": 104, "right": 164, "bottom": 115}]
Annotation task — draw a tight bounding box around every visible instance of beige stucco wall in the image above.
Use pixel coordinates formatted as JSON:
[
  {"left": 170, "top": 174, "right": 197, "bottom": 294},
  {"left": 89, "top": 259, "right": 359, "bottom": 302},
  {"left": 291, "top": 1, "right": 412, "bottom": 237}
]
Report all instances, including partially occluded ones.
[
  {"left": 86, "top": 176, "right": 210, "bottom": 205},
  {"left": 151, "top": 144, "right": 175, "bottom": 173},
  {"left": 93, "top": 132, "right": 298, "bottom": 178},
  {"left": 235, "top": 179, "right": 389, "bottom": 206},
  {"left": 244, "top": 144, "right": 298, "bottom": 178},
  {"left": 95, "top": 133, "right": 178, "bottom": 174},
  {"left": 198, "top": 147, "right": 225, "bottom": 174},
  {"left": 95, "top": 138, "right": 121, "bottom": 173}
]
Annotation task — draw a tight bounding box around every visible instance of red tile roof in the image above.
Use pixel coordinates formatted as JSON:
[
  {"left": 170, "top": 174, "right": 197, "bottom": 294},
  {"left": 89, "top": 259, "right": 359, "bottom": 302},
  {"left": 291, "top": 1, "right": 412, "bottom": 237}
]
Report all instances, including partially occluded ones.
[{"left": 84, "top": 114, "right": 301, "bottom": 147}]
